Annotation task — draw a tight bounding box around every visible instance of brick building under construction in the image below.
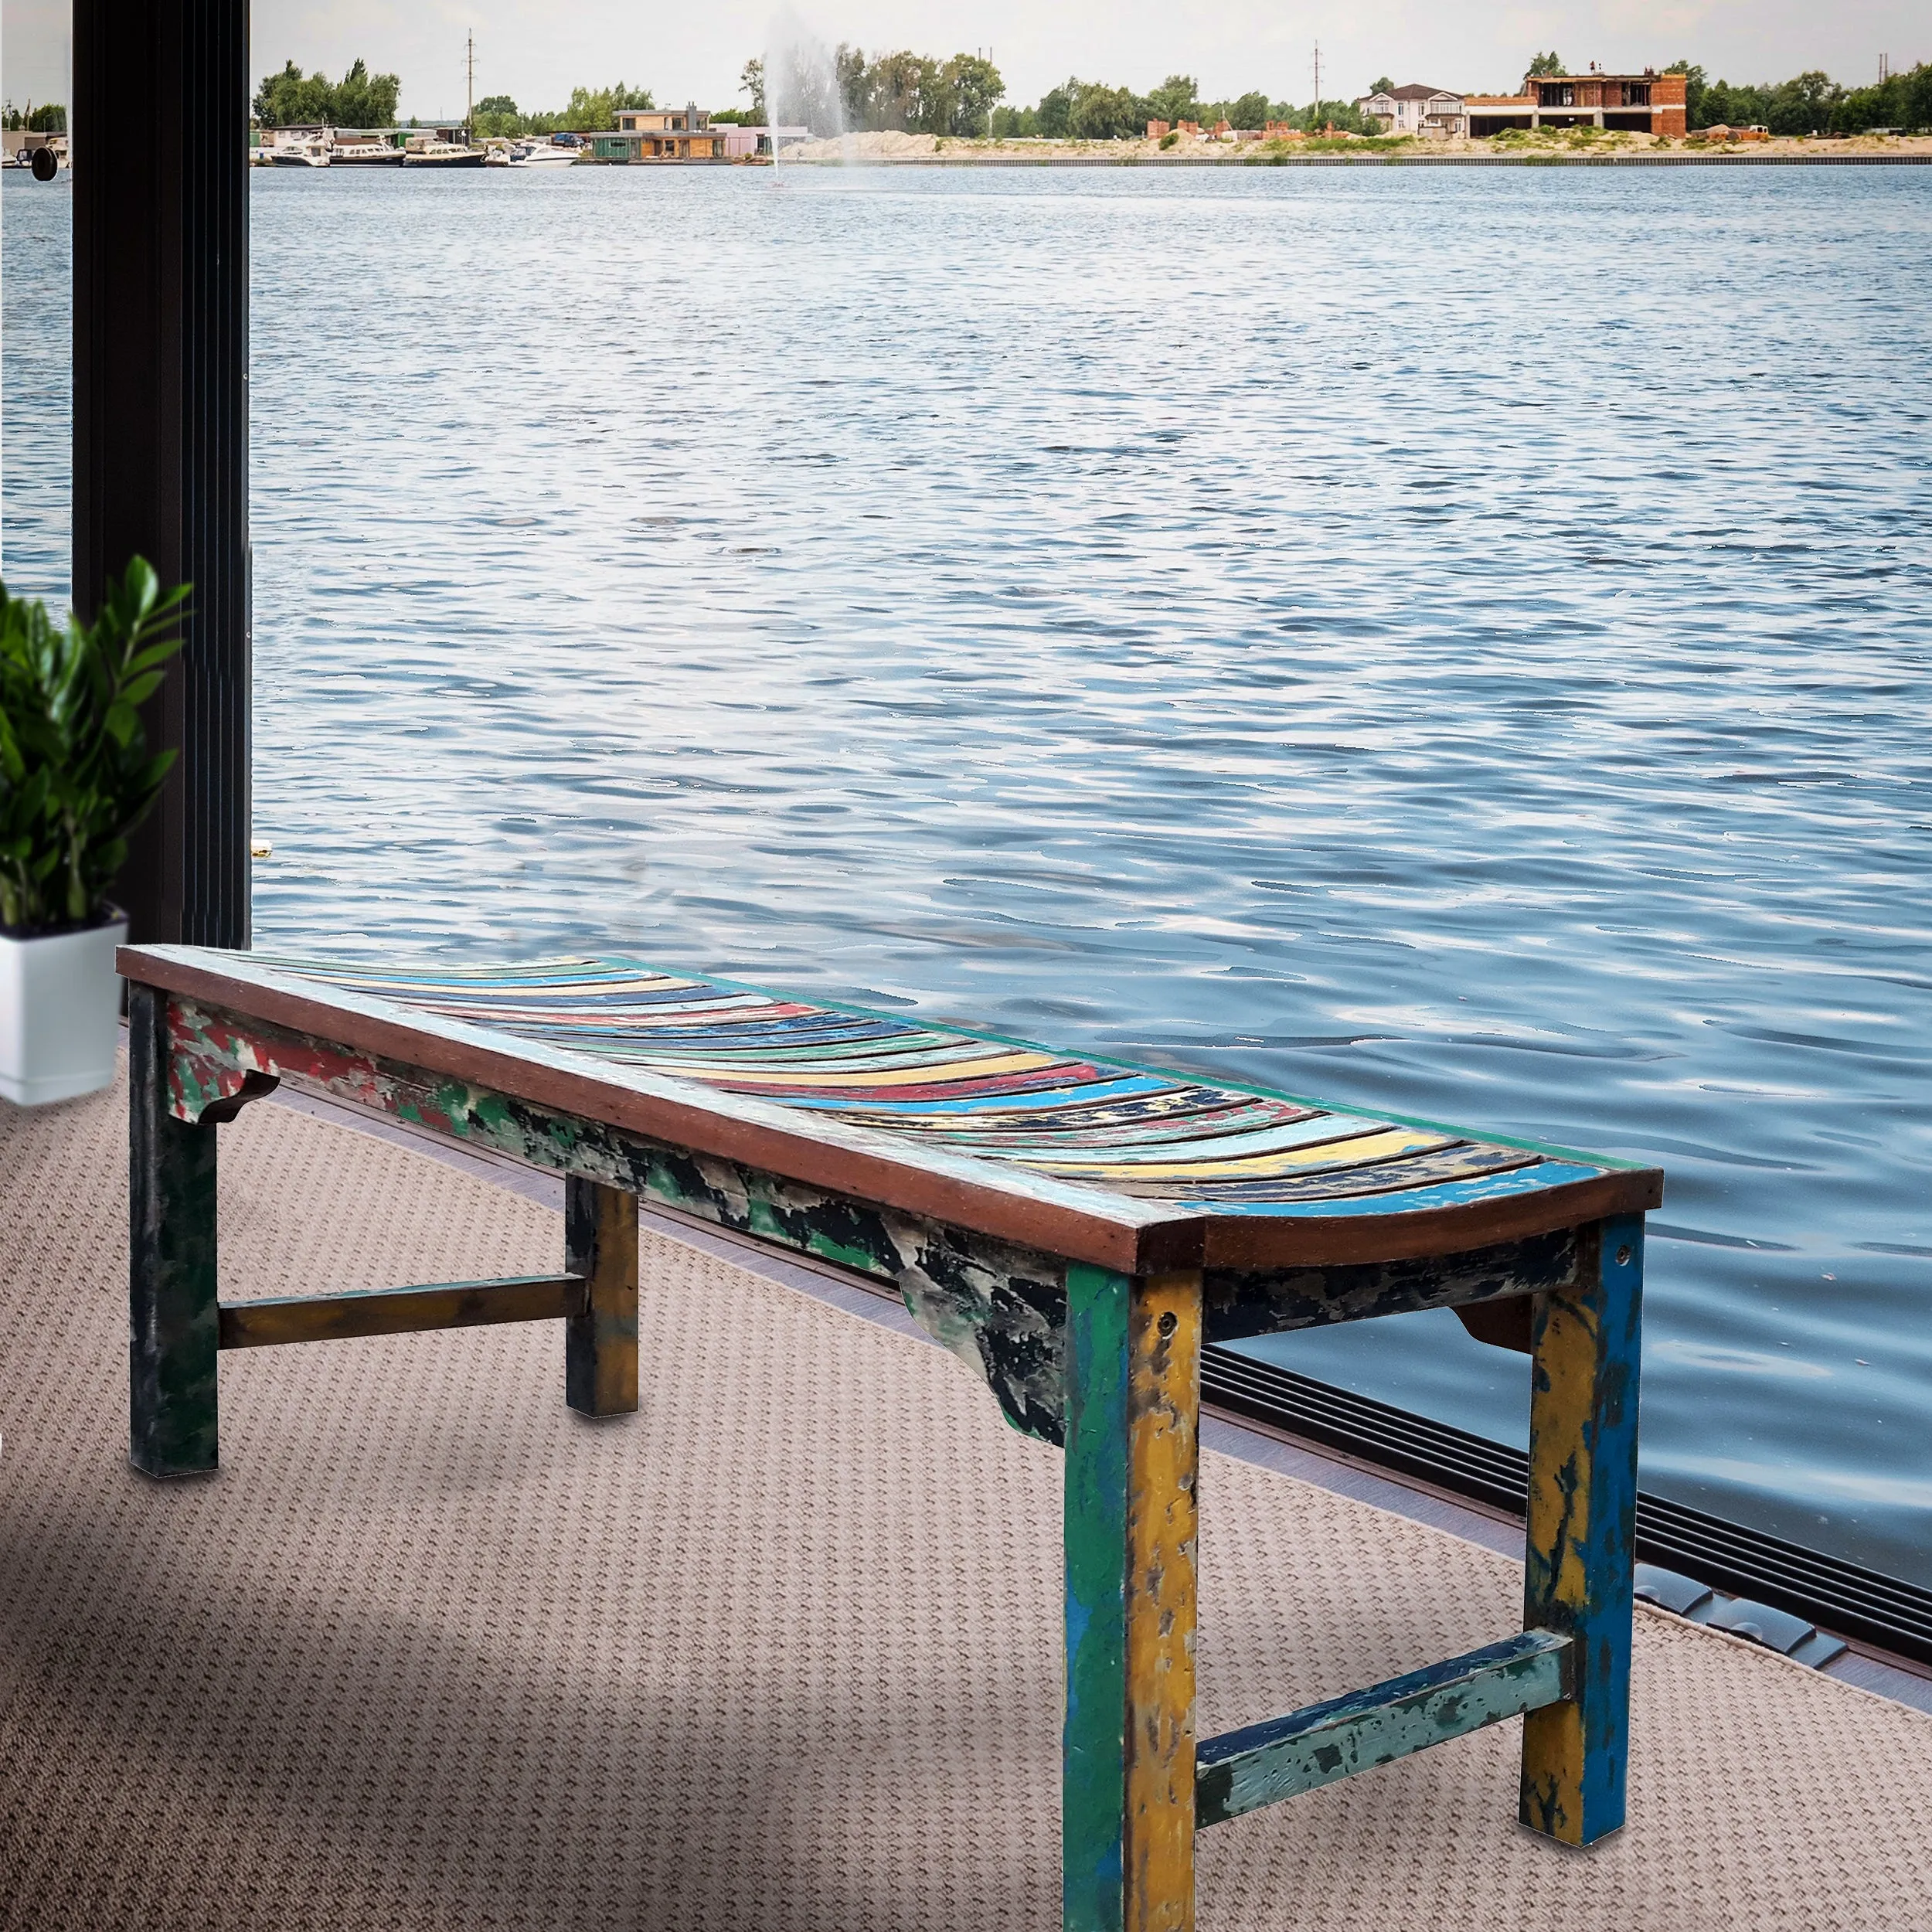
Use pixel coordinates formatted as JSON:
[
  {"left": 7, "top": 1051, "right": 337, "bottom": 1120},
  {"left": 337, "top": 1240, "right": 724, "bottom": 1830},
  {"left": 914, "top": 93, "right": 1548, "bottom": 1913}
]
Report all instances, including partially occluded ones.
[{"left": 1465, "top": 67, "right": 1689, "bottom": 138}]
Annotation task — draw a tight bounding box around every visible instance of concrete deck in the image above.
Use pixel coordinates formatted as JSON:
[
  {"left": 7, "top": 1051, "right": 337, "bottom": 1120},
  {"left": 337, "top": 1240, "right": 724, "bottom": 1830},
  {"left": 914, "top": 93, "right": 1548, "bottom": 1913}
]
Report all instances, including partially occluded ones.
[{"left": 4, "top": 1070, "right": 1930, "bottom": 1928}]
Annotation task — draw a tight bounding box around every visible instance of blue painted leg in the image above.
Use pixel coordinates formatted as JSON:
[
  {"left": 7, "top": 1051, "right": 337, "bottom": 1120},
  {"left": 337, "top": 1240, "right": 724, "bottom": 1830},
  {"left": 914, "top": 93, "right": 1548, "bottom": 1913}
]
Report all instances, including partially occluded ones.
[{"left": 1519, "top": 1215, "right": 1643, "bottom": 1845}]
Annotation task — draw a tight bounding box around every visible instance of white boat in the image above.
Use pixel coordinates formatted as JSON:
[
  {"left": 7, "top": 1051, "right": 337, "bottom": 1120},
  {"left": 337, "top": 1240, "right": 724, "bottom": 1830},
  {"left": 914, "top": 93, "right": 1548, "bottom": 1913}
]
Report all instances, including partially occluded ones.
[
  {"left": 506, "top": 140, "right": 577, "bottom": 168},
  {"left": 331, "top": 134, "right": 405, "bottom": 167},
  {"left": 270, "top": 135, "right": 330, "bottom": 168},
  {"left": 403, "top": 138, "right": 485, "bottom": 168}
]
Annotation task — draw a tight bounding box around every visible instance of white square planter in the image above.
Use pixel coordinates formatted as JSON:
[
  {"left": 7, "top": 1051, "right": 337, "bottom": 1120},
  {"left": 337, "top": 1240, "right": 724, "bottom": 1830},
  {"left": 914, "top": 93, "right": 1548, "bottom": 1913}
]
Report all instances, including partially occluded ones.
[{"left": 0, "top": 917, "right": 128, "bottom": 1106}]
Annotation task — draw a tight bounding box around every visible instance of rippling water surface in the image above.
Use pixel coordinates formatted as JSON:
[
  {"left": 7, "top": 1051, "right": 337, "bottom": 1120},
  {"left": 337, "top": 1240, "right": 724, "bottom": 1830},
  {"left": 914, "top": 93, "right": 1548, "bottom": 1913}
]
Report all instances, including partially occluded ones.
[{"left": 5, "top": 163, "right": 1930, "bottom": 1584}]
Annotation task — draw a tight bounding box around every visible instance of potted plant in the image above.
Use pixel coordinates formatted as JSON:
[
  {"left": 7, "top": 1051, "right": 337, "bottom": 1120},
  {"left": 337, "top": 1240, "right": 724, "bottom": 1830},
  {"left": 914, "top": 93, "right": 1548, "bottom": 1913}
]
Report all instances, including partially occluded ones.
[{"left": 0, "top": 559, "right": 188, "bottom": 1105}]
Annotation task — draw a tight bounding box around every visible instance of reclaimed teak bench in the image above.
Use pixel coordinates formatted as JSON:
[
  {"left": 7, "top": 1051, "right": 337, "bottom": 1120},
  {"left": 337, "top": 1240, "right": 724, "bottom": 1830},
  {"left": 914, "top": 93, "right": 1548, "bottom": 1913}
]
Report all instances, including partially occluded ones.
[{"left": 121, "top": 945, "right": 1662, "bottom": 1932}]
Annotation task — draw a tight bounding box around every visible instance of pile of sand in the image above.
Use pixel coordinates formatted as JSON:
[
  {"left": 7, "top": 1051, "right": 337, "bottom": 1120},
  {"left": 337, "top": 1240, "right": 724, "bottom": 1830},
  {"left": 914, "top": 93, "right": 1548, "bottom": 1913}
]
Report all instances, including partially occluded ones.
[{"left": 785, "top": 129, "right": 938, "bottom": 161}]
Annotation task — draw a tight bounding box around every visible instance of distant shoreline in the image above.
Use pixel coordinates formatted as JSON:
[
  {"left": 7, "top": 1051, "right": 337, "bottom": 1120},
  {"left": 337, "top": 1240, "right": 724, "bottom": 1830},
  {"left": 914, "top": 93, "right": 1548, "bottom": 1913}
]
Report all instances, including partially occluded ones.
[
  {"left": 779, "top": 128, "right": 1932, "bottom": 171},
  {"left": 786, "top": 150, "right": 1932, "bottom": 170}
]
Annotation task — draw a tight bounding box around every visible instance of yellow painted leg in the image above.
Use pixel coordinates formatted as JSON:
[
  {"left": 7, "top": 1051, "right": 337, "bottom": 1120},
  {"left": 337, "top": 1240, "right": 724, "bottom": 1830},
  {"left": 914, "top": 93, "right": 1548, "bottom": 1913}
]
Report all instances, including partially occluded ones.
[{"left": 1063, "top": 1265, "right": 1202, "bottom": 1932}]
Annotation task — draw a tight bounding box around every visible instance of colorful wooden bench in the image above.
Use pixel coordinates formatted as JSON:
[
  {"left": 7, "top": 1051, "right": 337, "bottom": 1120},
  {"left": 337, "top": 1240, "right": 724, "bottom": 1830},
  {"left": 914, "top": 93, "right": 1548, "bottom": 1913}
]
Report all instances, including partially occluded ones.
[{"left": 120, "top": 945, "right": 1661, "bottom": 1932}]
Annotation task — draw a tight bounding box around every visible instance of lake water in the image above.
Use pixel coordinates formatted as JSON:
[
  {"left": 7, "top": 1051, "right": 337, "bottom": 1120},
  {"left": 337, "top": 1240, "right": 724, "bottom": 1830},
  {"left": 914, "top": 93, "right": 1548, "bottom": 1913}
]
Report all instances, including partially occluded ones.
[{"left": 5, "top": 162, "right": 1929, "bottom": 1587}]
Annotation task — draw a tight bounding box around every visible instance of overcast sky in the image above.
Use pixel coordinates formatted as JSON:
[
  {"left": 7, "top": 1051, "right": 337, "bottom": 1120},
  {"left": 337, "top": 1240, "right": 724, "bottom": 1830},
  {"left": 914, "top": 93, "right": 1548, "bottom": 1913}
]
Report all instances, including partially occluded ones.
[{"left": 2, "top": 1, "right": 1921, "bottom": 120}]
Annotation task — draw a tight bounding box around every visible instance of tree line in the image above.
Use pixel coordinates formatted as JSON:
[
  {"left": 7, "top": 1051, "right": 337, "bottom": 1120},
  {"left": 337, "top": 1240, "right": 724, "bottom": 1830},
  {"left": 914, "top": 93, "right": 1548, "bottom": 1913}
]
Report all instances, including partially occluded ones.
[
  {"left": 248, "top": 48, "right": 1932, "bottom": 145},
  {"left": 1666, "top": 59, "right": 1932, "bottom": 134},
  {"left": 994, "top": 75, "right": 1376, "bottom": 140},
  {"left": 2, "top": 101, "right": 66, "bottom": 132},
  {"left": 472, "top": 85, "right": 655, "bottom": 138},
  {"left": 742, "top": 51, "right": 1377, "bottom": 140},
  {"left": 743, "top": 49, "right": 1004, "bottom": 138},
  {"left": 254, "top": 59, "right": 400, "bottom": 128}
]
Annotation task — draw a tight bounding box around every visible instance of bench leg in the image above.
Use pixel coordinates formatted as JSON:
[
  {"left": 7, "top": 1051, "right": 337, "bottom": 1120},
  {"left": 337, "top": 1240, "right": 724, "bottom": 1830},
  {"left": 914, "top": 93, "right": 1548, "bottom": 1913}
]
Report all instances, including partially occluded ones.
[
  {"left": 1519, "top": 1215, "right": 1644, "bottom": 1845},
  {"left": 1063, "top": 1264, "right": 1202, "bottom": 1932},
  {"left": 564, "top": 1176, "right": 639, "bottom": 1417},
  {"left": 129, "top": 983, "right": 221, "bottom": 1478}
]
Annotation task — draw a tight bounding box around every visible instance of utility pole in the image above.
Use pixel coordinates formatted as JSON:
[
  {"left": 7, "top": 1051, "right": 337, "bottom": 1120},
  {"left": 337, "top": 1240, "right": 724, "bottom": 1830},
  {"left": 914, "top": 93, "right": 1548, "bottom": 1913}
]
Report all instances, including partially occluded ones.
[
  {"left": 1312, "top": 41, "right": 1321, "bottom": 127},
  {"left": 466, "top": 31, "right": 474, "bottom": 143}
]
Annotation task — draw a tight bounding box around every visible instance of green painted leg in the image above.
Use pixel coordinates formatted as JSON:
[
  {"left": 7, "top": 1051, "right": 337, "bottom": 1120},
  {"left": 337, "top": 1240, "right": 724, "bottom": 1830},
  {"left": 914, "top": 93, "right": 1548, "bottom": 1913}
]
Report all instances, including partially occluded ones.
[
  {"left": 564, "top": 1176, "right": 638, "bottom": 1417},
  {"left": 1520, "top": 1215, "right": 1644, "bottom": 1845},
  {"left": 129, "top": 984, "right": 221, "bottom": 1478},
  {"left": 1063, "top": 1264, "right": 1202, "bottom": 1932}
]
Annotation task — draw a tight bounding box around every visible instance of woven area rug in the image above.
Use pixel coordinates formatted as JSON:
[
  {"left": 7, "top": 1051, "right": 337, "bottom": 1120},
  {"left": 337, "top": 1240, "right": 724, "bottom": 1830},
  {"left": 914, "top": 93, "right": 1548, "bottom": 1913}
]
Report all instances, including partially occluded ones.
[{"left": 3, "top": 1069, "right": 1929, "bottom": 1930}]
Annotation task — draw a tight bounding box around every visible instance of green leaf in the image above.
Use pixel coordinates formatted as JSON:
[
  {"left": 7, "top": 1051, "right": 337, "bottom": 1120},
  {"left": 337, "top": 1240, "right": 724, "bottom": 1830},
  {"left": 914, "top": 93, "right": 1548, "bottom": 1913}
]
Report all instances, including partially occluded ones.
[{"left": 0, "top": 555, "right": 189, "bottom": 932}]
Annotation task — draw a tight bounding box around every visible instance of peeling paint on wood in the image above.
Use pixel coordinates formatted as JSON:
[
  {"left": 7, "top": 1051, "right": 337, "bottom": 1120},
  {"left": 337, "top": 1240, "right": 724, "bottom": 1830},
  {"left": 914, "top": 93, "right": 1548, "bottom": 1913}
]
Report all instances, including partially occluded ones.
[
  {"left": 1196, "top": 1631, "right": 1573, "bottom": 1826},
  {"left": 1202, "top": 1229, "right": 1577, "bottom": 1340},
  {"left": 168, "top": 998, "right": 1077, "bottom": 1441},
  {"left": 1063, "top": 1265, "right": 1201, "bottom": 1932},
  {"left": 129, "top": 983, "right": 221, "bottom": 1478},
  {"left": 1519, "top": 1216, "right": 1643, "bottom": 1847}
]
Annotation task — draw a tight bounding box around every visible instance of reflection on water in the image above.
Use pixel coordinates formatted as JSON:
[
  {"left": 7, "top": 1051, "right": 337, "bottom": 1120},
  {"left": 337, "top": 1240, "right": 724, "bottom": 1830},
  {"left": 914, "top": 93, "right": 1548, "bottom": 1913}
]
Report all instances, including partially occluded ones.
[{"left": 5, "top": 164, "right": 1929, "bottom": 1583}]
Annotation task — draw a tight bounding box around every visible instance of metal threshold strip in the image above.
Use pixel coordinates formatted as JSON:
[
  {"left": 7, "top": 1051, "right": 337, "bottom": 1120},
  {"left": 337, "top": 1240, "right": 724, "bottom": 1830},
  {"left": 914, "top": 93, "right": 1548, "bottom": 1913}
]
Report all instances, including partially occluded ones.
[{"left": 1202, "top": 1345, "right": 1932, "bottom": 1668}]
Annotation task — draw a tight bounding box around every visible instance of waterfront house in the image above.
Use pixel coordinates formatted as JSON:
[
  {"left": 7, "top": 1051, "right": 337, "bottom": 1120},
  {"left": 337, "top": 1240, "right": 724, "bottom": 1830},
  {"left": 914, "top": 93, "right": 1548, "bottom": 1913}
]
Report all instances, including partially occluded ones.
[
  {"left": 1465, "top": 66, "right": 1688, "bottom": 138},
  {"left": 1358, "top": 83, "right": 1468, "bottom": 137},
  {"left": 605, "top": 104, "right": 728, "bottom": 159}
]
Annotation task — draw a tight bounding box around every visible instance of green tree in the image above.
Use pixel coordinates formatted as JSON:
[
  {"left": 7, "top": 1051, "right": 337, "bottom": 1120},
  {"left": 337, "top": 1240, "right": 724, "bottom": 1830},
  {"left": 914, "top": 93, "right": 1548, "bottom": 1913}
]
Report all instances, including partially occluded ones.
[
  {"left": 253, "top": 56, "right": 397, "bottom": 128},
  {"left": 990, "top": 104, "right": 1039, "bottom": 137},
  {"left": 26, "top": 101, "right": 66, "bottom": 132},
  {"left": 333, "top": 56, "right": 400, "bottom": 128},
  {"left": 1370, "top": 75, "right": 1394, "bottom": 95},
  {"left": 1908, "top": 63, "right": 1932, "bottom": 129},
  {"left": 832, "top": 44, "right": 869, "bottom": 126},
  {"left": 1066, "top": 80, "right": 1141, "bottom": 140},
  {"left": 941, "top": 53, "right": 1003, "bottom": 136},
  {"left": 474, "top": 95, "right": 522, "bottom": 138},
  {"left": 858, "top": 49, "right": 934, "bottom": 129},
  {"left": 740, "top": 56, "right": 766, "bottom": 121},
  {"left": 1767, "top": 70, "right": 1838, "bottom": 134},
  {"left": 1295, "top": 97, "right": 1376, "bottom": 134},
  {"left": 557, "top": 81, "right": 654, "bottom": 131},
  {"left": 1526, "top": 52, "right": 1565, "bottom": 77},
  {"left": 254, "top": 60, "right": 334, "bottom": 126},
  {"left": 1143, "top": 73, "right": 1199, "bottom": 123},
  {"left": 1036, "top": 80, "right": 1073, "bottom": 138},
  {"left": 1226, "top": 90, "right": 1270, "bottom": 128}
]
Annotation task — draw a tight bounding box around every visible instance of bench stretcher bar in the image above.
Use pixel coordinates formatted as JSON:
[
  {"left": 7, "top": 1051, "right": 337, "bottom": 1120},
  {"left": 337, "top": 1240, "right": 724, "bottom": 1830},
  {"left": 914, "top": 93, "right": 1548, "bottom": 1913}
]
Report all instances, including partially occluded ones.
[
  {"left": 216, "top": 1275, "right": 589, "bottom": 1349},
  {"left": 1194, "top": 1630, "right": 1574, "bottom": 1827}
]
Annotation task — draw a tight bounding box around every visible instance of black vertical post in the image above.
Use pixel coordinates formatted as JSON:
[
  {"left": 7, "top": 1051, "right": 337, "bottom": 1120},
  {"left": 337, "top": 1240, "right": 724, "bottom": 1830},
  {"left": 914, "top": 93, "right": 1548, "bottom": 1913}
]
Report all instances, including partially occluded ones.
[
  {"left": 73, "top": 0, "right": 251, "bottom": 949},
  {"left": 128, "top": 984, "right": 222, "bottom": 1477}
]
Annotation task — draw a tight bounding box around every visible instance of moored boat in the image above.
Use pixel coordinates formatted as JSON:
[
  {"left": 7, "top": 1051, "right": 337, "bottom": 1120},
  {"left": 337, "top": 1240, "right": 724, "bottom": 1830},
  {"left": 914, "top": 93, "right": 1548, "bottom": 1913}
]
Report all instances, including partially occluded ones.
[
  {"left": 403, "top": 138, "right": 485, "bottom": 168},
  {"left": 331, "top": 134, "right": 405, "bottom": 166},
  {"left": 506, "top": 139, "right": 578, "bottom": 168},
  {"left": 270, "top": 135, "right": 330, "bottom": 167}
]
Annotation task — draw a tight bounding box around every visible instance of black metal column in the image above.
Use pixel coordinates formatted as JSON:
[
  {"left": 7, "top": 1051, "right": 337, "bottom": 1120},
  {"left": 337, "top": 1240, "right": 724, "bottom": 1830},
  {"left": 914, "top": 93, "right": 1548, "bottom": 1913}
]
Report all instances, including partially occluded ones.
[{"left": 73, "top": 0, "right": 251, "bottom": 948}]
